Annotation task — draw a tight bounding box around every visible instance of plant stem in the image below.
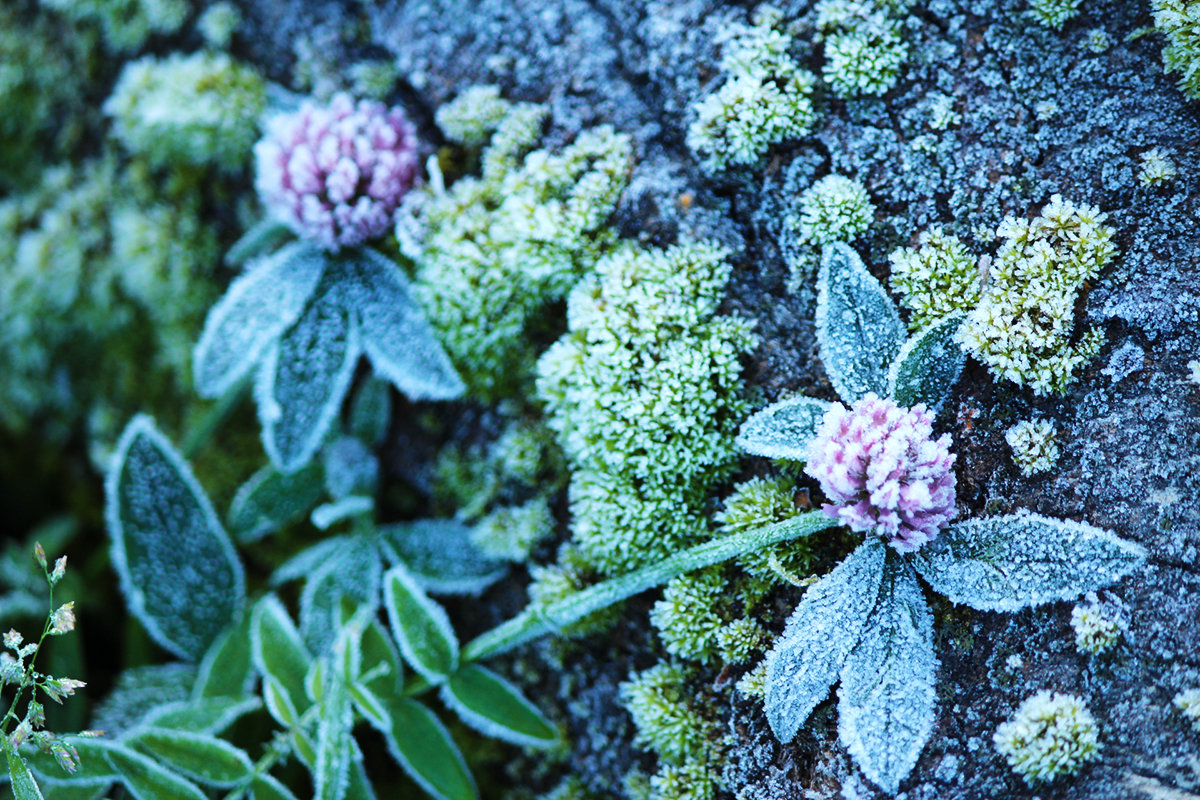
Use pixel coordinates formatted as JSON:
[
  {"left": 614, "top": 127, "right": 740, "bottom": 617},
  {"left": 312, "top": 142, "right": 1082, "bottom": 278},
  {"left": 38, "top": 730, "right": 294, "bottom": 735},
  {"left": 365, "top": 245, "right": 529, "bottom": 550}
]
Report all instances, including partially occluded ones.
[
  {"left": 460, "top": 512, "right": 836, "bottom": 663},
  {"left": 182, "top": 377, "right": 250, "bottom": 460}
]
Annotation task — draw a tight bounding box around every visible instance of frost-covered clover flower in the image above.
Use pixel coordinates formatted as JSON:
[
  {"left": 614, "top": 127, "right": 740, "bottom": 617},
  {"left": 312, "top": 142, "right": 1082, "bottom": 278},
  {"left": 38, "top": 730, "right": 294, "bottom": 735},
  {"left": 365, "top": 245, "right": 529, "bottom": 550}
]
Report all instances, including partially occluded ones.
[
  {"left": 806, "top": 394, "right": 955, "bottom": 553},
  {"left": 255, "top": 93, "right": 420, "bottom": 251},
  {"left": 734, "top": 244, "right": 1145, "bottom": 795}
]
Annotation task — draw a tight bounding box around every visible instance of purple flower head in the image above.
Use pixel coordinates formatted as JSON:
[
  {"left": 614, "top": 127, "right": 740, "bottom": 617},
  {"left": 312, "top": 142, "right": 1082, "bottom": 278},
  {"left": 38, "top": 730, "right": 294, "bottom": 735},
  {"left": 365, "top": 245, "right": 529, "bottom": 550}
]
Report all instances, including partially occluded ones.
[
  {"left": 805, "top": 393, "right": 956, "bottom": 553},
  {"left": 255, "top": 93, "right": 420, "bottom": 251}
]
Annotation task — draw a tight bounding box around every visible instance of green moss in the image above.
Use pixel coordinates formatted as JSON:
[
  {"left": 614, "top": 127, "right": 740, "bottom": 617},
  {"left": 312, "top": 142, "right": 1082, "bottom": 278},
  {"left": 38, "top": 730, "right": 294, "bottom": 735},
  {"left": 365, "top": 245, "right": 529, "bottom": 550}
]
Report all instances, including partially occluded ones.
[
  {"left": 536, "top": 242, "right": 757, "bottom": 574},
  {"left": 888, "top": 227, "right": 982, "bottom": 330},
  {"left": 526, "top": 545, "right": 622, "bottom": 637},
  {"left": 405, "top": 92, "right": 633, "bottom": 400},
  {"left": 686, "top": 5, "right": 817, "bottom": 171},
  {"left": 1154, "top": 0, "right": 1200, "bottom": 99},
  {"left": 1027, "top": 0, "right": 1081, "bottom": 30},
  {"left": 715, "top": 477, "right": 814, "bottom": 587},
  {"left": 196, "top": 1, "right": 240, "bottom": 49},
  {"left": 648, "top": 759, "right": 718, "bottom": 800},
  {"left": 715, "top": 617, "right": 769, "bottom": 665},
  {"left": 105, "top": 51, "right": 266, "bottom": 173},
  {"left": 435, "top": 84, "right": 511, "bottom": 147},
  {"left": 40, "top": 0, "right": 190, "bottom": 52},
  {"left": 649, "top": 568, "right": 726, "bottom": 664},
  {"left": 1004, "top": 419, "right": 1059, "bottom": 476},
  {"left": 619, "top": 663, "right": 718, "bottom": 764},
  {"left": 471, "top": 498, "right": 555, "bottom": 562},
  {"left": 993, "top": 692, "right": 1100, "bottom": 785}
]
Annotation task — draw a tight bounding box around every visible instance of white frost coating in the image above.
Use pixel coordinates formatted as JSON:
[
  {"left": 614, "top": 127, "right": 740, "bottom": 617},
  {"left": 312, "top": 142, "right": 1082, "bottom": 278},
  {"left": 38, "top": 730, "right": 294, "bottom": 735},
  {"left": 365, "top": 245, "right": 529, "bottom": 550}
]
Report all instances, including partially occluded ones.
[
  {"left": 271, "top": 537, "right": 351, "bottom": 587},
  {"left": 765, "top": 539, "right": 887, "bottom": 742},
  {"left": 736, "top": 396, "right": 833, "bottom": 461},
  {"left": 310, "top": 496, "right": 375, "bottom": 530},
  {"left": 228, "top": 463, "right": 324, "bottom": 543},
  {"left": 837, "top": 558, "right": 937, "bottom": 795},
  {"left": 105, "top": 415, "right": 246, "bottom": 662},
  {"left": 438, "top": 664, "right": 558, "bottom": 749},
  {"left": 139, "top": 697, "right": 262, "bottom": 736},
  {"left": 379, "top": 521, "right": 507, "bottom": 597},
  {"left": 816, "top": 243, "right": 906, "bottom": 404},
  {"left": 314, "top": 676, "right": 354, "bottom": 800},
  {"left": 384, "top": 699, "right": 478, "bottom": 800},
  {"left": 298, "top": 536, "right": 382, "bottom": 654},
  {"left": 912, "top": 510, "right": 1146, "bottom": 612},
  {"left": 255, "top": 284, "right": 362, "bottom": 473},
  {"left": 341, "top": 247, "right": 466, "bottom": 401},
  {"left": 885, "top": 312, "right": 966, "bottom": 413},
  {"left": 383, "top": 565, "right": 460, "bottom": 683},
  {"left": 194, "top": 242, "right": 326, "bottom": 398}
]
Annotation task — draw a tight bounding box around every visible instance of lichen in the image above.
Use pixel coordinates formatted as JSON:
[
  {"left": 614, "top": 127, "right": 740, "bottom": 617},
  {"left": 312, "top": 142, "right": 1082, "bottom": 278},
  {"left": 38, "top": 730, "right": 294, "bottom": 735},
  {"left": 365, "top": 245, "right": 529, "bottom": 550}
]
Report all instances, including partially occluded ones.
[{"left": 993, "top": 691, "right": 1100, "bottom": 785}]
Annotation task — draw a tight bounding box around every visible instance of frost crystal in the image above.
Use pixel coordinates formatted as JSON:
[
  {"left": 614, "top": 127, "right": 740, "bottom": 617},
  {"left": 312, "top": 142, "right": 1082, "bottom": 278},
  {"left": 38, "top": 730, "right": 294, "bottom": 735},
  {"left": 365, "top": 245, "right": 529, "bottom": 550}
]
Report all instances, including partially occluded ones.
[
  {"left": 806, "top": 394, "right": 956, "bottom": 553},
  {"left": 256, "top": 93, "right": 420, "bottom": 251},
  {"left": 994, "top": 691, "right": 1099, "bottom": 785},
  {"left": 1004, "top": 419, "right": 1059, "bottom": 477}
]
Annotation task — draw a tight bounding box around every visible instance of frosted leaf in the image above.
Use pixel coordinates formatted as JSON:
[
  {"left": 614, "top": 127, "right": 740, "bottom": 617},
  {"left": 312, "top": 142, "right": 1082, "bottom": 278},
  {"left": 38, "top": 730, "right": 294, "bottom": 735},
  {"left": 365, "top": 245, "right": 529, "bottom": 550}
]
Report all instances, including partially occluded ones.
[
  {"left": 224, "top": 219, "right": 294, "bottom": 268},
  {"left": 192, "top": 612, "right": 254, "bottom": 700},
  {"left": 107, "top": 744, "right": 207, "bottom": 800},
  {"left": 256, "top": 275, "right": 361, "bottom": 473},
  {"left": 314, "top": 675, "right": 353, "bottom": 800},
  {"left": 92, "top": 664, "right": 196, "bottom": 737},
  {"left": 816, "top": 243, "right": 905, "bottom": 404},
  {"left": 736, "top": 396, "right": 833, "bottom": 461},
  {"left": 337, "top": 247, "right": 465, "bottom": 401},
  {"left": 140, "top": 697, "right": 261, "bottom": 736},
  {"left": 348, "top": 680, "right": 390, "bottom": 733},
  {"left": 125, "top": 728, "right": 253, "bottom": 787},
  {"left": 838, "top": 555, "right": 936, "bottom": 795},
  {"left": 298, "top": 535, "right": 382, "bottom": 654},
  {"left": 765, "top": 539, "right": 887, "bottom": 742},
  {"left": 9, "top": 749, "right": 45, "bottom": 800},
  {"left": 106, "top": 416, "right": 245, "bottom": 661},
  {"left": 194, "top": 242, "right": 325, "bottom": 398},
  {"left": 310, "top": 497, "right": 375, "bottom": 530},
  {"left": 384, "top": 699, "right": 478, "bottom": 800},
  {"left": 252, "top": 774, "right": 300, "bottom": 800},
  {"left": 347, "top": 376, "right": 392, "bottom": 447},
  {"left": 912, "top": 510, "right": 1146, "bottom": 612},
  {"left": 228, "top": 463, "right": 324, "bottom": 543},
  {"left": 379, "top": 521, "right": 507, "bottom": 596},
  {"left": 359, "top": 619, "right": 404, "bottom": 699},
  {"left": 272, "top": 537, "right": 350, "bottom": 586},
  {"left": 322, "top": 436, "right": 379, "bottom": 500},
  {"left": 383, "top": 564, "right": 460, "bottom": 683},
  {"left": 886, "top": 313, "right": 966, "bottom": 414},
  {"left": 439, "top": 664, "right": 558, "bottom": 749},
  {"left": 250, "top": 596, "right": 313, "bottom": 716}
]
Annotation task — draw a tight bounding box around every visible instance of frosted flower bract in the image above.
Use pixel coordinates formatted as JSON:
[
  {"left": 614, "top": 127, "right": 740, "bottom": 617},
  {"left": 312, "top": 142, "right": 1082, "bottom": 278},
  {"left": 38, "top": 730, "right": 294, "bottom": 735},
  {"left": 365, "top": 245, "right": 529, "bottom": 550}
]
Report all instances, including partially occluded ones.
[
  {"left": 805, "top": 393, "right": 955, "bottom": 552},
  {"left": 255, "top": 93, "right": 420, "bottom": 251}
]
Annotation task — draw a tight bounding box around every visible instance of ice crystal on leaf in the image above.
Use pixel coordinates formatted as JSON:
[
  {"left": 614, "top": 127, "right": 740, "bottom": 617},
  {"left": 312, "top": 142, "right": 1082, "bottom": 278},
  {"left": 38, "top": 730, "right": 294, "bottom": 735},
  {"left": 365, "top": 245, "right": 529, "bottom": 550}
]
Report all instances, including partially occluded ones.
[{"left": 732, "top": 243, "right": 1144, "bottom": 793}]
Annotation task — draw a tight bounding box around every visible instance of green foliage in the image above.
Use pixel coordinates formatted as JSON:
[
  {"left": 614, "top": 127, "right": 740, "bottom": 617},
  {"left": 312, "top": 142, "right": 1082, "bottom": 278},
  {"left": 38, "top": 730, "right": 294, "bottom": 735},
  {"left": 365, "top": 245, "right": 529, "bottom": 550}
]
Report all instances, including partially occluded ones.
[
  {"left": 715, "top": 617, "right": 769, "bottom": 665},
  {"left": 403, "top": 91, "right": 633, "bottom": 399},
  {"left": 1027, "top": 0, "right": 1082, "bottom": 30},
  {"left": 537, "top": 242, "right": 757, "bottom": 573},
  {"left": 1152, "top": 0, "right": 1200, "bottom": 97},
  {"left": 790, "top": 175, "right": 875, "bottom": 249},
  {"left": 39, "top": 0, "right": 190, "bottom": 52},
  {"left": 993, "top": 692, "right": 1099, "bottom": 784},
  {"left": 687, "top": 5, "right": 817, "bottom": 171},
  {"left": 434, "top": 85, "right": 511, "bottom": 147},
  {"left": 105, "top": 51, "right": 266, "bottom": 172},
  {"left": 955, "top": 195, "right": 1116, "bottom": 396},
  {"left": 619, "top": 664, "right": 717, "bottom": 764},
  {"left": 470, "top": 499, "right": 555, "bottom": 562},
  {"left": 715, "top": 477, "right": 816, "bottom": 587},
  {"left": 888, "top": 228, "right": 982, "bottom": 331},
  {"left": 197, "top": 1, "right": 240, "bottom": 49},
  {"left": 1069, "top": 602, "right": 1120, "bottom": 655}
]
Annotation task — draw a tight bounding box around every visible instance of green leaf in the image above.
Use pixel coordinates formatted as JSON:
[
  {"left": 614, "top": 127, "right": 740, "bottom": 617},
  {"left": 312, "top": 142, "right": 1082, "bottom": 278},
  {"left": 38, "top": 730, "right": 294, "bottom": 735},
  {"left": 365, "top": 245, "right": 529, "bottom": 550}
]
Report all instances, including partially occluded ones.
[
  {"left": 9, "top": 750, "right": 46, "bottom": 800},
  {"left": 298, "top": 536, "right": 382, "bottom": 655},
  {"left": 263, "top": 676, "right": 300, "bottom": 728},
  {"left": 195, "top": 242, "right": 325, "bottom": 398},
  {"left": 348, "top": 681, "right": 390, "bottom": 733},
  {"left": 765, "top": 540, "right": 886, "bottom": 743},
  {"left": 383, "top": 565, "right": 460, "bottom": 683},
  {"left": 106, "top": 416, "right": 245, "bottom": 661},
  {"left": 338, "top": 247, "right": 465, "bottom": 401},
  {"left": 126, "top": 728, "right": 253, "bottom": 787},
  {"left": 251, "top": 773, "right": 300, "bottom": 800},
  {"left": 105, "top": 745, "right": 207, "bottom": 800},
  {"left": 440, "top": 665, "right": 558, "bottom": 748},
  {"left": 359, "top": 620, "right": 403, "bottom": 698},
  {"left": 344, "top": 753, "right": 377, "bottom": 800},
  {"left": 735, "top": 396, "right": 833, "bottom": 461},
  {"left": 384, "top": 699, "right": 477, "bottom": 800},
  {"left": 23, "top": 740, "right": 118, "bottom": 786},
  {"left": 464, "top": 512, "right": 838, "bottom": 662},
  {"left": 885, "top": 312, "right": 966, "bottom": 413},
  {"left": 310, "top": 497, "right": 374, "bottom": 531},
  {"left": 815, "top": 243, "right": 906, "bottom": 404},
  {"left": 347, "top": 377, "right": 392, "bottom": 447},
  {"left": 225, "top": 219, "right": 295, "bottom": 267},
  {"left": 911, "top": 510, "right": 1147, "bottom": 612},
  {"left": 141, "top": 697, "right": 261, "bottom": 735},
  {"left": 256, "top": 270, "right": 361, "bottom": 473},
  {"left": 193, "top": 612, "right": 255, "bottom": 700},
  {"left": 251, "top": 596, "right": 314, "bottom": 714},
  {"left": 837, "top": 556, "right": 936, "bottom": 795},
  {"left": 228, "top": 464, "right": 324, "bottom": 543},
  {"left": 379, "top": 521, "right": 506, "bottom": 596},
  {"left": 39, "top": 783, "right": 110, "bottom": 800}
]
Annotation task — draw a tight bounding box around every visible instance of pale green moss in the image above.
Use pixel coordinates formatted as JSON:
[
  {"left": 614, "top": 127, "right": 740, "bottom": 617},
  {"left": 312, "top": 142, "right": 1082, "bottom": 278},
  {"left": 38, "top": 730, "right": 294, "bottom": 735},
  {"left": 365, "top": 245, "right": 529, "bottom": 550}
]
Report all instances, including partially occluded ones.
[
  {"left": 1069, "top": 603, "right": 1120, "bottom": 655},
  {"left": 716, "top": 617, "right": 769, "bottom": 665},
  {"left": 1004, "top": 419, "right": 1060, "bottom": 476},
  {"left": 527, "top": 545, "right": 621, "bottom": 637},
  {"left": 889, "top": 228, "right": 982, "bottom": 331},
  {"left": 956, "top": 195, "right": 1116, "bottom": 396},
  {"left": 994, "top": 692, "right": 1100, "bottom": 785},
  {"left": 197, "top": 1, "right": 240, "bottom": 49},
  {"left": 715, "top": 476, "right": 814, "bottom": 587},
  {"left": 403, "top": 94, "right": 632, "bottom": 399},
  {"left": 471, "top": 499, "right": 555, "bottom": 562},
  {"left": 105, "top": 52, "right": 266, "bottom": 173},
  {"left": 435, "top": 84, "right": 511, "bottom": 147},
  {"left": 687, "top": 5, "right": 817, "bottom": 171},
  {"left": 1174, "top": 688, "right": 1200, "bottom": 731},
  {"left": 648, "top": 759, "right": 718, "bottom": 800},
  {"left": 1027, "top": 0, "right": 1081, "bottom": 30},
  {"left": 537, "top": 242, "right": 757, "bottom": 573},
  {"left": 1138, "top": 148, "right": 1178, "bottom": 186},
  {"left": 619, "top": 663, "right": 718, "bottom": 764},
  {"left": 649, "top": 568, "right": 726, "bottom": 664},
  {"left": 735, "top": 661, "right": 768, "bottom": 700},
  {"left": 823, "top": 19, "right": 908, "bottom": 97},
  {"left": 1153, "top": 0, "right": 1200, "bottom": 99}
]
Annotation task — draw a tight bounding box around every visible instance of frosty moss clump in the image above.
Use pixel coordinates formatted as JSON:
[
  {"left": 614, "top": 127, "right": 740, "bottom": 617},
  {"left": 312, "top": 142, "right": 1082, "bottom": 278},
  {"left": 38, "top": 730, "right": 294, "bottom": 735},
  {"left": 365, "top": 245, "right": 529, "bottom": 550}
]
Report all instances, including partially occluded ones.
[
  {"left": 434, "top": 84, "right": 511, "bottom": 147},
  {"left": 994, "top": 692, "right": 1100, "bottom": 784},
  {"left": 889, "top": 228, "right": 981, "bottom": 330},
  {"left": 786, "top": 174, "right": 874, "bottom": 283},
  {"left": 1138, "top": 148, "right": 1178, "bottom": 187},
  {"left": 956, "top": 195, "right": 1116, "bottom": 395},
  {"left": 1152, "top": 0, "right": 1200, "bottom": 99},
  {"left": 1070, "top": 603, "right": 1120, "bottom": 654},
  {"left": 619, "top": 663, "right": 718, "bottom": 766},
  {"left": 1175, "top": 688, "right": 1200, "bottom": 731},
  {"left": 537, "top": 242, "right": 757, "bottom": 573},
  {"left": 687, "top": 5, "right": 817, "bottom": 171},
  {"left": 715, "top": 476, "right": 815, "bottom": 586},
  {"left": 815, "top": 0, "right": 909, "bottom": 97},
  {"left": 105, "top": 52, "right": 267, "bottom": 172},
  {"left": 649, "top": 568, "right": 727, "bottom": 664},
  {"left": 470, "top": 499, "right": 555, "bottom": 562},
  {"left": 39, "top": 0, "right": 189, "bottom": 52},
  {"left": 402, "top": 91, "right": 633, "bottom": 399},
  {"left": 1027, "top": 0, "right": 1081, "bottom": 30},
  {"left": 1005, "top": 419, "right": 1059, "bottom": 476}
]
